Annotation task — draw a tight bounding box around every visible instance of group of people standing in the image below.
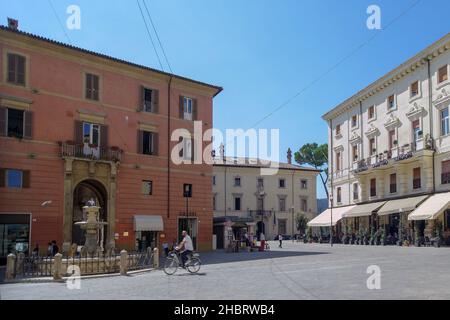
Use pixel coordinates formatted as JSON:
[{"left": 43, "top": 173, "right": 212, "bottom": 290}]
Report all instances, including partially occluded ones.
[{"left": 31, "top": 240, "right": 59, "bottom": 257}]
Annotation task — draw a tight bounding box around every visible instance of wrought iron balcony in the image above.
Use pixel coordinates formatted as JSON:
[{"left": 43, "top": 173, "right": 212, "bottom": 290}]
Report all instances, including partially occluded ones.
[
  {"left": 248, "top": 210, "right": 272, "bottom": 218},
  {"left": 61, "top": 142, "right": 123, "bottom": 162}
]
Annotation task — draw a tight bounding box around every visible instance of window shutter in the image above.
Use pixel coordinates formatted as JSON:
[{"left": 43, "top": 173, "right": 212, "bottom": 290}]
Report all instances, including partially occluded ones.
[
  {"left": 152, "top": 89, "right": 159, "bottom": 114},
  {"left": 22, "top": 170, "right": 30, "bottom": 188},
  {"left": 17, "top": 55, "right": 25, "bottom": 85},
  {"left": 74, "top": 120, "right": 83, "bottom": 144},
  {"left": 179, "top": 96, "right": 184, "bottom": 119},
  {"left": 138, "top": 130, "right": 143, "bottom": 154},
  {"left": 0, "top": 107, "right": 6, "bottom": 136},
  {"left": 152, "top": 133, "right": 159, "bottom": 155},
  {"left": 86, "top": 74, "right": 92, "bottom": 99},
  {"left": 139, "top": 86, "right": 145, "bottom": 112},
  {"left": 24, "top": 111, "right": 33, "bottom": 139},
  {"left": 93, "top": 75, "right": 99, "bottom": 100},
  {"left": 7, "top": 54, "right": 16, "bottom": 83},
  {"left": 0, "top": 168, "right": 5, "bottom": 188},
  {"left": 100, "top": 125, "right": 108, "bottom": 148},
  {"left": 193, "top": 99, "right": 198, "bottom": 121}
]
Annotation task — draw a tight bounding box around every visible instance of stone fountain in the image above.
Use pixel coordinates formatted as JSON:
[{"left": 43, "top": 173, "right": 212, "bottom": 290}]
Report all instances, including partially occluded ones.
[{"left": 74, "top": 206, "right": 108, "bottom": 255}]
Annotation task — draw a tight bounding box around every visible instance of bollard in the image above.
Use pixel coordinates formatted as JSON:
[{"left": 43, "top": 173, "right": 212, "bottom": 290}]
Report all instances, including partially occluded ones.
[
  {"left": 53, "top": 253, "right": 63, "bottom": 280},
  {"left": 153, "top": 248, "right": 159, "bottom": 269},
  {"left": 120, "top": 250, "right": 128, "bottom": 275},
  {"left": 5, "top": 254, "right": 16, "bottom": 281}
]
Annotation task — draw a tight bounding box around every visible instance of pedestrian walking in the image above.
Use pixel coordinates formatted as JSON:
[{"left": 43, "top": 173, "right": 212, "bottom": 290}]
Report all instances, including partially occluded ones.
[
  {"left": 47, "top": 242, "right": 53, "bottom": 256},
  {"left": 162, "top": 241, "right": 169, "bottom": 257},
  {"left": 51, "top": 240, "right": 59, "bottom": 256},
  {"left": 278, "top": 234, "right": 283, "bottom": 248}
]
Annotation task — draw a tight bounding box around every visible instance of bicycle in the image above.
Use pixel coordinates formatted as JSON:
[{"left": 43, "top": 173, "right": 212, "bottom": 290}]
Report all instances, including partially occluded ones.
[{"left": 163, "top": 250, "right": 201, "bottom": 275}]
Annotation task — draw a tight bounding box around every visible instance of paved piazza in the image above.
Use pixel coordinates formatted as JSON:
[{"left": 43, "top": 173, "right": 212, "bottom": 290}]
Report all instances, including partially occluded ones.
[{"left": 1, "top": 242, "right": 450, "bottom": 300}]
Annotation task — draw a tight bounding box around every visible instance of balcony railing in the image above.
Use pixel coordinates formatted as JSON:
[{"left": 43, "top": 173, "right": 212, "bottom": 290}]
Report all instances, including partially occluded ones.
[
  {"left": 61, "top": 142, "right": 123, "bottom": 162},
  {"left": 442, "top": 172, "right": 450, "bottom": 185},
  {"left": 248, "top": 210, "right": 272, "bottom": 218}
]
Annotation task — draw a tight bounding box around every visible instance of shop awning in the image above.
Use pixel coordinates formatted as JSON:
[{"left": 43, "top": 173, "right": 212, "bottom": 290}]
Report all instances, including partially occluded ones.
[
  {"left": 377, "top": 195, "right": 429, "bottom": 216},
  {"left": 134, "top": 215, "right": 164, "bottom": 231},
  {"left": 308, "top": 206, "right": 355, "bottom": 228},
  {"left": 343, "top": 201, "right": 386, "bottom": 218},
  {"left": 408, "top": 192, "right": 450, "bottom": 221}
]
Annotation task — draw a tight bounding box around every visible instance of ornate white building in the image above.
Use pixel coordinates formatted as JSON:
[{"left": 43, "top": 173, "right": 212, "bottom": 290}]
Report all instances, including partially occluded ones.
[{"left": 312, "top": 33, "right": 450, "bottom": 243}]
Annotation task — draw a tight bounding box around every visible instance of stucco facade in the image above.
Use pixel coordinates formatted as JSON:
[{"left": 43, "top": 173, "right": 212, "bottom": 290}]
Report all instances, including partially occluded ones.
[
  {"left": 212, "top": 155, "right": 319, "bottom": 249},
  {"left": 322, "top": 32, "right": 450, "bottom": 242},
  {"left": 0, "top": 26, "right": 221, "bottom": 260}
]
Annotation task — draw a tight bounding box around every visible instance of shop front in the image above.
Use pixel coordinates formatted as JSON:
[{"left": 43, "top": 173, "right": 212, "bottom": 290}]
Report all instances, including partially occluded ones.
[
  {"left": 0, "top": 213, "right": 31, "bottom": 265},
  {"left": 134, "top": 215, "right": 164, "bottom": 252}
]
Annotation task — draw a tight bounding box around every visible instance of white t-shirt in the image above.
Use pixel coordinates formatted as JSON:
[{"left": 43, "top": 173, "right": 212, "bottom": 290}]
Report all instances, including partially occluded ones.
[
  {"left": 279, "top": 235, "right": 283, "bottom": 240},
  {"left": 183, "top": 235, "right": 194, "bottom": 251}
]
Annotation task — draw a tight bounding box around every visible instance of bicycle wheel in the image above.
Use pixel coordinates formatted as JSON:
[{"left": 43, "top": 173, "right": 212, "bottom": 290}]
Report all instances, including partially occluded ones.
[
  {"left": 163, "top": 257, "right": 178, "bottom": 275},
  {"left": 186, "top": 257, "right": 201, "bottom": 274}
]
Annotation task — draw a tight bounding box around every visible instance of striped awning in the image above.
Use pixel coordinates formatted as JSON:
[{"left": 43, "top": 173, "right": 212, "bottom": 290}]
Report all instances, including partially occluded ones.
[
  {"left": 377, "top": 195, "right": 429, "bottom": 216},
  {"left": 134, "top": 215, "right": 164, "bottom": 231},
  {"left": 308, "top": 206, "right": 355, "bottom": 228},
  {"left": 408, "top": 192, "right": 450, "bottom": 221},
  {"left": 343, "top": 201, "right": 386, "bottom": 218}
]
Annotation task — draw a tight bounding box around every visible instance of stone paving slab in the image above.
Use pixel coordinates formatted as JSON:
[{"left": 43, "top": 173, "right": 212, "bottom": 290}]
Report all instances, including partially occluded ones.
[{"left": 1, "top": 242, "right": 450, "bottom": 300}]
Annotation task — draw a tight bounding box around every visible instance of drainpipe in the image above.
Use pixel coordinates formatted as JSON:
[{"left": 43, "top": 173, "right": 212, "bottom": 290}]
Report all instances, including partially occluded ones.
[
  {"left": 167, "top": 76, "right": 173, "bottom": 219},
  {"left": 329, "top": 118, "right": 334, "bottom": 247},
  {"left": 427, "top": 58, "right": 436, "bottom": 194}
]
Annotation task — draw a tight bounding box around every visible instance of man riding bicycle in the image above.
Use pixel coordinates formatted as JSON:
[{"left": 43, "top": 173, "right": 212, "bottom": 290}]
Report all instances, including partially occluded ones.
[{"left": 175, "top": 230, "right": 194, "bottom": 268}]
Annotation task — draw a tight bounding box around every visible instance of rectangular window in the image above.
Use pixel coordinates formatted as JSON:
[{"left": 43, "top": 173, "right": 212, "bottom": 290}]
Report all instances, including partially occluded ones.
[
  {"left": 141, "top": 131, "right": 157, "bottom": 155},
  {"left": 85, "top": 73, "right": 100, "bottom": 101},
  {"left": 182, "top": 137, "right": 193, "bottom": 160},
  {"left": 439, "top": 65, "right": 448, "bottom": 84},
  {"left": 390, "top": 173, "right": 397, "bottom": 194},
  {"left": 337, "top": 187, "right": 342, "bottom": 204},
  {"left": 301, "top": 198, "right": 308, "bottom": 212},
  {"left": 1, "top": 169, "right": 30, "bottom": 189},
  {"left": 143, "top": 88, "right": 153, "bottom": 112},
  {"left": 7, "top": 108, "right": 24, "bottom": 138},
  {"left": 388, "top": 95, "right": 395, "bottom": 110},
  {"left": 234, "top": 177, "right": 241, "bottom": 187},
  {"left": 413, "top": 167, "right": 421, "bottom": 190},
  {"left": 441, "top": 108, "right": 450, "bottom": 136},
  {"left": 213, "top": 195, "right": 216, "bottom": 211},
  {"left": 301, "top": 180, "right": 308, "bottom": 189},
  {"left": 142, "top": 180, "right": 153, "bottom": 195},
  {"left": 353, "top": 183, "right": 359, "bottom": 201},
  {"left": 257, "top": 178, "right": 264, "bottom": 188},
  {"left": 336, "top": 124, "right": 341, "bottom": 135},
  {"left": 183, "top": 97, "right": 193, "bottom": 120},
  {"left": 410, "top": 81, "right": 419, "bottom": 97},
  {"left": 351, "top": 115, "right": 357, "bottom": 128},
  {"left": 368, "top": 106, "right": 375, "bottom": 119},
  {"left": 389, "top": 130, "right": 396, "bottom": 150},
  {"left": 442, "top": 160, "right": 450, "bottom": 185},
  {"left": 7, "top": 53, "right": 26, "bottom": 86},
  {"left": 234, "top": 197, "right": 241, "bottom": 211},
  {"left": 336, "top": 152, "right": 341, "bottom": 171},
  {"left": 279, "top": 198, "right": 286, "bottom": 212},
  {"left": 279, "top": 179, "right": 286, "bottom": 188},
  {"left": 370, "top": 179, "right": 377, "bottom": 197},
  {"left": 369, "top": 138, "right": 376, "bottom": 156},
  {"left": 412, "top": 120, "right": 421, "bottom": 142},
  {"left": 352, "top": 145, "right": 358, "bottom": 162},
  {"left": 83, "top": 122, "right": 101, "bottom": 146}
]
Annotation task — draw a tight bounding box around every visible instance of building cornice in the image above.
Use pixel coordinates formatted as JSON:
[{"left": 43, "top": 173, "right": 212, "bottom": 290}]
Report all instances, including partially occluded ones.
[{"left": 322, "top": 32, "right": 450, "bottom": 121}]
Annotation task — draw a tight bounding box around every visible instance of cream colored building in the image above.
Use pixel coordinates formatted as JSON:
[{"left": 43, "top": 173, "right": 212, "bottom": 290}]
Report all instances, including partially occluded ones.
[
  {"left": 212, "top": 150, "right": 319, "bottom": 249},
  {"left": 315, "top": 33, "right": 450, "bottom": 243}
]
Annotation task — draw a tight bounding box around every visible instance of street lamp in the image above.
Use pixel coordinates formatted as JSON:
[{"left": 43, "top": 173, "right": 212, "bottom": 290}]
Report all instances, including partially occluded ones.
[{"left": 183, "top": 184, "right": 192, "bottom": 235}]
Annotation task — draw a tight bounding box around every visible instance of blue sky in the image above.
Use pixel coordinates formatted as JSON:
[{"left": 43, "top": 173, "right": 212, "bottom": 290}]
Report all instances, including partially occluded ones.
[{"left": 1, "top": 0, "right": 450, "bottom": 198}]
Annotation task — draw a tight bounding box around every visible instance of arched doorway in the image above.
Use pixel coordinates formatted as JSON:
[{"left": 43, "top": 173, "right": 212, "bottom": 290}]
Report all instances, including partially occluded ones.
[{"left": 72, "top": 180, "right": 107, "bottom": 247}]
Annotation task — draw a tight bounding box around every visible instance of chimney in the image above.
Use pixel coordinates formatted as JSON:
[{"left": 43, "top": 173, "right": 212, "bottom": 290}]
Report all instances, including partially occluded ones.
[
  {"left": 7, "top": 18, "right": 19, "bottom": 30},
  {"left": 287, "top": 148, "right": 292, "bottom": 164}
]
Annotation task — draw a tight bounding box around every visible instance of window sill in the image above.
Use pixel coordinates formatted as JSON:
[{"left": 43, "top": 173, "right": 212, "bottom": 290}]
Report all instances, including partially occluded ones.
[
  {"left": 368, "top": 117, "right": 376, "bottom": 124},
  {"left": 436, "top": 80, "right": 449, "bottom": 91},
  {"left": 409, "top": 94, "right": 422, "bottom": 104},
  {"left": 387, "top": 108, "right": 397, "bottom": 114}
]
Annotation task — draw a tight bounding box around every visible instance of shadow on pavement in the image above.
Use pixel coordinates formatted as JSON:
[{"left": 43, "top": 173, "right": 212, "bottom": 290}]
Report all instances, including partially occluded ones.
[{"left": 198, "top": 250, "right": 329, "bottom": 266}]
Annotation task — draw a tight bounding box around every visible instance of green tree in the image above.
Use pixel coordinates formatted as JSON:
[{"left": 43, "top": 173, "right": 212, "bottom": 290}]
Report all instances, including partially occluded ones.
[
  {"left": 294, "top": 143, "right": 329, "bottom": 199},
  {"left": 296, "top": 214, "right": 309, "bottom": 235}
]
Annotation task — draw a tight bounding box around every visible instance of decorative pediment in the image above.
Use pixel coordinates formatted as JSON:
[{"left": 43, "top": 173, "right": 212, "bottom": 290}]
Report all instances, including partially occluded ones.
[
  {"left": 434, "top": 88, "right": 450, "bottom": 107},
  {"left": 384, "top": 113, "right": 401, "bottom": 130},
  {"left": 349, "top": 131, "right": 361, "bottom": 145},
  {"left": 406, "top": 102, "right": 426, "bottom": 121},
  {"left": 333, "top": 145, "right": 344, "bottom": 152},
  {"left": 365, "top": 124, "right": 380, "bottom": 138}
]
